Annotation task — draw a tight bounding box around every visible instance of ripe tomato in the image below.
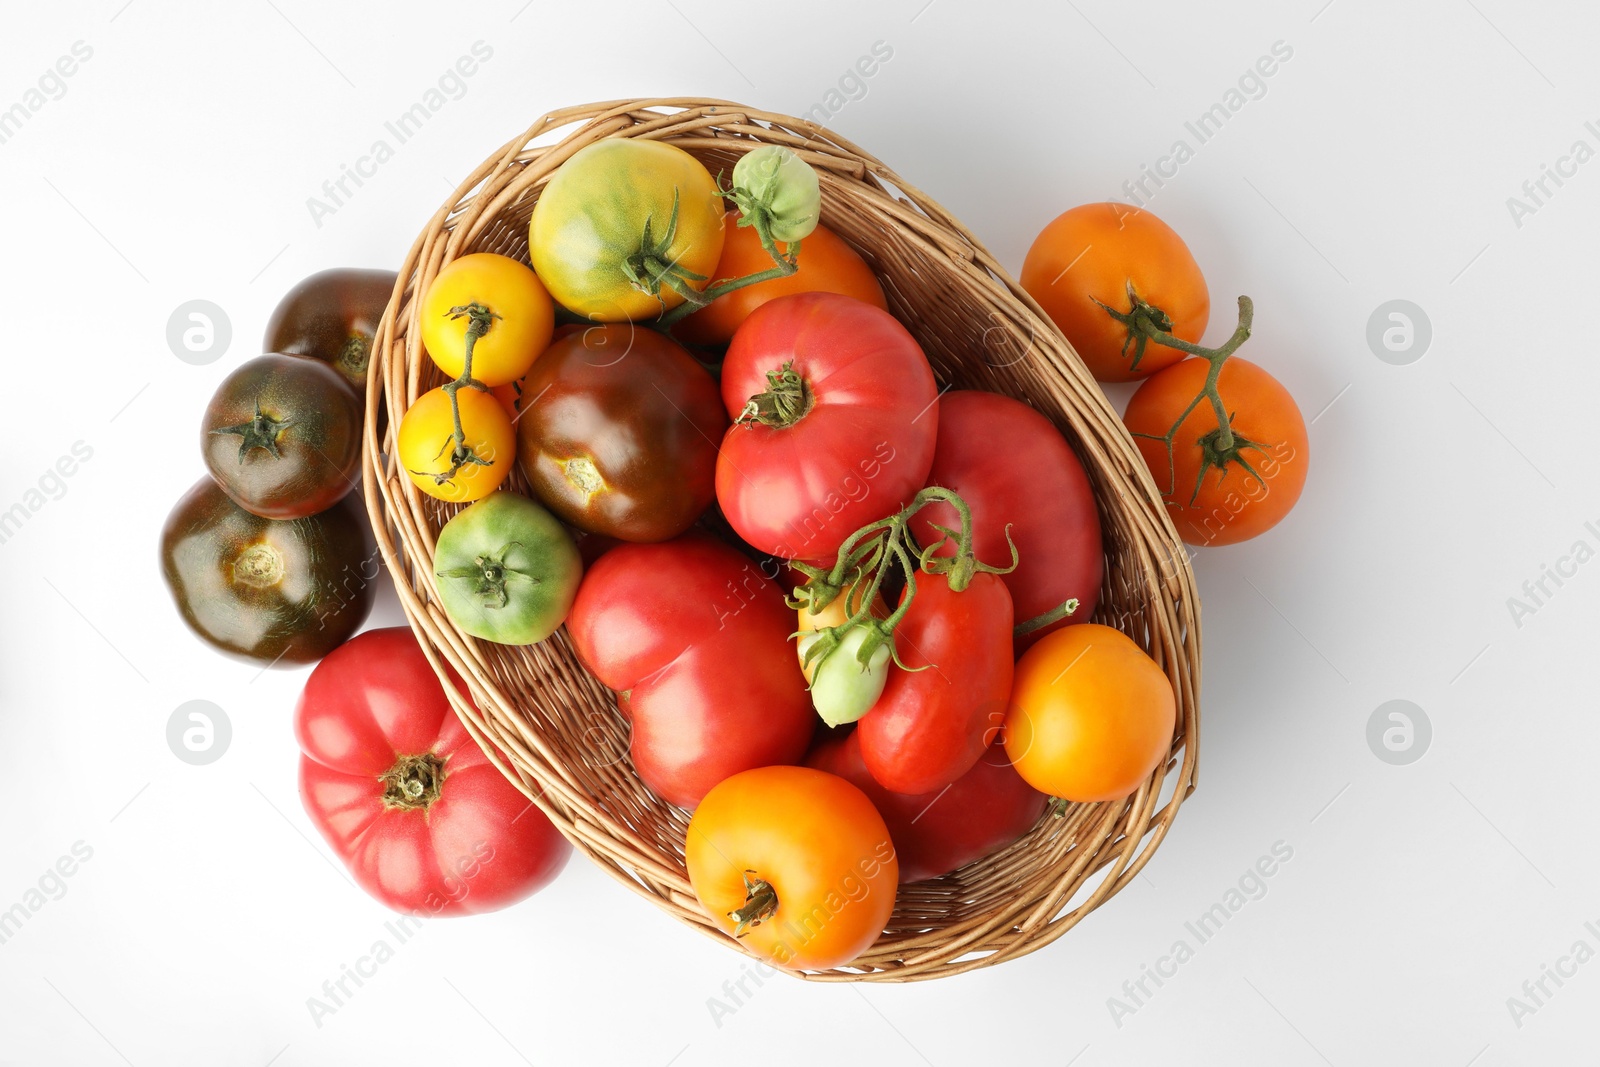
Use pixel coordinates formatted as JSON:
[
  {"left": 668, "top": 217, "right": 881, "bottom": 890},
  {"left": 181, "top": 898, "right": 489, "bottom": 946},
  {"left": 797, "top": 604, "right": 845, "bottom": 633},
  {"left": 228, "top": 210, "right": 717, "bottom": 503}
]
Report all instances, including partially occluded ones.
[
  {"left": 717, "top": 292, "right": 938, "bottom": 561},
  {"left": 686, "top": 766, "right": 897, "bottom": 970},
  {"left": 566, "top": 536, "right": 813, "bottom": 808},
  {"left": 432, "top": 492, "right": 582, "bottom": 645},
  {"left": 201, "top": 354, "right": 362, "bottom": 520},
  {"left": 529, "top": 140, "right": 726, "bottom": 322},
  {"left": 807, "top": 731, "right": 1045, "bottom": 884},
  {"left": 675, "top": 213, "right": 887, "bottom": 346},
  {"left": 160, "top": 478, "right": 375, "bottom": 666},
  {"left": 492, "top": 323, "right": 586, "bottom": 420},
  {"left": 1020, "top": 203, "right": 1209, "bottom": 383},
  {"left": 296, "top": 628, "right": 571, "bottom": 915},
  {"left": 515, "top": 325, "right": 726, "bottom": 542},
  {"left": 419, "top": 253, "right": 554, "bottom": 386},
  {"left": 857, "top": 570, "right": 1015, "bottom": 795},
  {"left": 1122, "top": 356, "right": 1308, "bottom": 546},
  {"left": 1004, "top": 624, "right": 1175, "bottom": 803},
  {"left": 397, "top": 386, "right": 516, "bottom": 503},
  {"left": 914, "top": 390, "right": 1103, "bottom": 650},
  {"left": 265, "top": 267, "right": 397, "bottom": 395}
]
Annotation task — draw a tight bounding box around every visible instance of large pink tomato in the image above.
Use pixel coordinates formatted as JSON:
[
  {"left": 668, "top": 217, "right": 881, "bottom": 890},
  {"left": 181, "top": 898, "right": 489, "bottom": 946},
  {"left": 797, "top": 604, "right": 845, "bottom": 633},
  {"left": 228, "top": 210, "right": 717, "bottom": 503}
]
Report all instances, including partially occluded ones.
[
  {"left": 296, "top": 628, "right": 571, "bottom": 916},
  {"left": 715, "top": 292, "right": 939, "bottom": 562}
]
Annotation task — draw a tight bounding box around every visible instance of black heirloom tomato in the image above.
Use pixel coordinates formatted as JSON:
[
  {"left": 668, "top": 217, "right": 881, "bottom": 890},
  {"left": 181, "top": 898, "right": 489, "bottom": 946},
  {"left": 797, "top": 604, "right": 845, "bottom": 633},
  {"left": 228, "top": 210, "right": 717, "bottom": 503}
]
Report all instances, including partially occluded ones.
[
  {"left": 264, "top": 268, "right": 397, "bottom": 394},
  {"left": 202, "top": 354, "right": 363, "bottom": 520},
  {"left": 160, "top": 478, "right": 376, "bottom": 666},
  {"left": 515, "top": 326, "right": 726, "bottom": 542}
]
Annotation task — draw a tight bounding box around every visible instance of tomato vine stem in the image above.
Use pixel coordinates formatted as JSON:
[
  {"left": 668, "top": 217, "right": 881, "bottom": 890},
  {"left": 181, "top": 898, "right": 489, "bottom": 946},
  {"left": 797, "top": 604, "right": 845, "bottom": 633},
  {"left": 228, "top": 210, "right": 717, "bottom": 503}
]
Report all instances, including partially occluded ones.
[
  {"left": 790, "top": 487, "right": 1015, "bottom": 687},
  {"left": 412, "top": 301, "right": 497, "bottom": 488},
  {"left": 653, "top": 187, "right": 802, "bottom": 329},
  {"left": 1108, "top": 293, "right": 1268, "bottom": 505}
]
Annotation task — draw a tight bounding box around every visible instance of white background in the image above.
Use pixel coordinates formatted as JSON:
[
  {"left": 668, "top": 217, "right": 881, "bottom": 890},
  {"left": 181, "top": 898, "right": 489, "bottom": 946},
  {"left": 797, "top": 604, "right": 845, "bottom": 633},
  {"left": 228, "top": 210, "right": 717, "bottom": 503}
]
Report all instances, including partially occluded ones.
[{"left": 2, "top": 0, "right": 1596, "bottom": 1063}]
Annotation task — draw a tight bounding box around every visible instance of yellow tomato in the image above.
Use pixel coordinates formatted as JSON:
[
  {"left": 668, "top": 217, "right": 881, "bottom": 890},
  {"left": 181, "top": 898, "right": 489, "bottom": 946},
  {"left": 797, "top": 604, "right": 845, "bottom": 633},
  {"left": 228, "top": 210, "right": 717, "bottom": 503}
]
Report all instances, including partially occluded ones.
[
  {"left": 528, "top": 140, "right": 726, "bottom": 322},
  {"left": 397, "top": 386, "right": 516, "bottom": 503},
  {"left": 419, "top": 253, "right": 554, "bottom": 386},
  {"left": 1003, "top": 624, "right": 1176, "bottom": 802}
]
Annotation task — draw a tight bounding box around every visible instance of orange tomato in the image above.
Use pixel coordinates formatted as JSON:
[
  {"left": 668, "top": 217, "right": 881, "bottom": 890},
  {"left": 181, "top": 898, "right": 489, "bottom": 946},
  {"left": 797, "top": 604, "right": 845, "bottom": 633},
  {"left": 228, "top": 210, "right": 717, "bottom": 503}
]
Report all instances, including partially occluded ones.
[
  {"left": 1003, "top": 624, "right": 1175, "bottom": 803},
  {"left": 1123, "top": 356, "right": 1308, "bottom": 546},
  {"left": 1020, "top": 203, "right": 1209, "bottom": 383},
  {"left": 419, "top": 253, "right": 554, "bottom": 386},
  {"left": 396, "top": 386, "right": 516, "bottom": 503},
  {"left": 686, "top": 766, "right": 897, "bottom": 970},
  {"left": 675, "top": 213, "right": 887, "bottom": 346}
]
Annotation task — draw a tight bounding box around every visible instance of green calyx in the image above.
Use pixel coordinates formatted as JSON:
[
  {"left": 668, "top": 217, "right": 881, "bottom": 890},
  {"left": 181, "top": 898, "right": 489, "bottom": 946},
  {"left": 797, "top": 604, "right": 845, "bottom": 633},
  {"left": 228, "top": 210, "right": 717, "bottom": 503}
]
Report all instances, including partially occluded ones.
[
  {"left": 211, "top": 403, "right": 294, "bottom": 462},
  {"left": 621, "top": 186, "right": 709, "bottom": 310},
  {"left": 736, "top": 360, "right": 812, "bottom": 428},
  {"left": 437, "top": 542, "right": 538, "bottom": 609},
  {"left": 1094, "top": 281, "right": 1176, "bottom": 373}
]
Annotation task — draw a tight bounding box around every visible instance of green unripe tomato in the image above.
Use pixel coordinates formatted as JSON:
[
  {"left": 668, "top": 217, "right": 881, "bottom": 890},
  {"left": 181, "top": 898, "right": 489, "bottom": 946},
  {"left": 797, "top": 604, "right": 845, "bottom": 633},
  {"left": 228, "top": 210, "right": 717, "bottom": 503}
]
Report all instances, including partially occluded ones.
[
  {"left": 801, "top": 624, "right": 891, "bottom": 727},
  {"left": 433, "top": 492, "right": 582, "bottom": 645},
  {"left": 732, "top": 146, "right": 821, "bottom": 243}
]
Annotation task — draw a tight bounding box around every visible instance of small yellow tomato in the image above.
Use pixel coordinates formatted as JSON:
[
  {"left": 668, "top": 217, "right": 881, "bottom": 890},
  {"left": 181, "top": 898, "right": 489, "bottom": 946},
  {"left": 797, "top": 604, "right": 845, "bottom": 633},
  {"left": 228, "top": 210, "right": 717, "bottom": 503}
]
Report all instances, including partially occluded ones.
[
  {"left": 420, "top": 253, "right": 554, "bottom": 386},
  {"left": 1003, "top": 624, "right": 1176, "bottom": 803},
  {"left": 397, "top": 386, "right": 516, "bottom": 503}
]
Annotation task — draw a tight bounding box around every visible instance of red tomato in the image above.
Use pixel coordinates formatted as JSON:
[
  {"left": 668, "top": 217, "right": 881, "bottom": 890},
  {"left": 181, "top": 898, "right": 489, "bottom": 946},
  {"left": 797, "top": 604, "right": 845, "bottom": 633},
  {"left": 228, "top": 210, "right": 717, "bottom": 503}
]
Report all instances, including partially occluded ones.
[
  {"left": 716, "top": 292, "right": 939, "bottom": 562},
  {"left": 807, "top": 730, "right": 1045, "bottom": 884},
  {"left": 295, "top": 628, "right": 571, "bottom": 915},
  {"left": 857, "top": 570, "right": 1015, "bottom": 795},
  {"left": 566, "top": 535, "right": 814, "bottom": 807},
  {"left": 676, "top": 213, "right": 888, "bottom": 346},
  {"left": 914, "top": 390, "right": 1103, "bottom": 651},
  {"left": 1122, "top": 356, "right": 1308, "bottom": 546}
]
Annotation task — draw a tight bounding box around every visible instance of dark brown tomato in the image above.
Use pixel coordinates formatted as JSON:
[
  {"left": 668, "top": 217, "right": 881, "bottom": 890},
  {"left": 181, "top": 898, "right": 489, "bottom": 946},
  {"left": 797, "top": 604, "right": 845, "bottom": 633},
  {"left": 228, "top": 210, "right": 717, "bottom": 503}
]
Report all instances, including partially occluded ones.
[
  {"left": 160, "top": 478, "right": 376, "bottom": 666},
  {"left": 201, "top": 354, "right": 362, "bottom": 520},
  {"left": 516, "top": 326, "right": 727, "bottom": 542},
  {"left": 264, "top": 268, "right": 397, "bottom": 395}
]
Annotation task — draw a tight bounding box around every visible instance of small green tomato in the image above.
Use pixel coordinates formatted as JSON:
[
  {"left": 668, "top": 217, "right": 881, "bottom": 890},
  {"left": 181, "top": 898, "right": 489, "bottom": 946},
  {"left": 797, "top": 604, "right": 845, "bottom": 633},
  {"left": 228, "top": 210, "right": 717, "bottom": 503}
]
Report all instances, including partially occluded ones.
[
  {"left": 732, "top": 146, "right": 821, "bottom": 243},
  {"left": 801, "top": 624, "right": 891, "bottom": 727},
  {"left": 433, "top": 492, "right": 582, "bottom": 646}
]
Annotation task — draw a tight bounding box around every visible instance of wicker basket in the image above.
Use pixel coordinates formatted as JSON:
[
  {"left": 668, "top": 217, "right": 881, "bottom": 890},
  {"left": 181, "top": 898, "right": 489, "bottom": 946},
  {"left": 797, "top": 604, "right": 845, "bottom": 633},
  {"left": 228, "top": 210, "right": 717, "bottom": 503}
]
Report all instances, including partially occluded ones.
[{"left": 361, "top": 98, "right": 1200, "bottom": 981}]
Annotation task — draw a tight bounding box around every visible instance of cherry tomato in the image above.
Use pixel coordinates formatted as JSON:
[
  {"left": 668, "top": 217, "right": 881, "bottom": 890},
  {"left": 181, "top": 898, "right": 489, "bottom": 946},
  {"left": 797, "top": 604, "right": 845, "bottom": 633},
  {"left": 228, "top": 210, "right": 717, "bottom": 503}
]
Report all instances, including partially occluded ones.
[
  {"left": 807, "top": 731, "right": 1045, "bottom": 884},
  {"left": 676, "top": 213, "right": 887, "bottom": 346},
  {"left": 515, "top": 325, "right": 726, "bottom": 542},
  {"left": 1020, "top": 203, "right": 1209, "bottom": 382},
  {"left": 529, "top": 140, "right": 726, "bottom": 322},
  {"left": 1004, "top": 624, "right": 1176, "bottom": 802},
  {"left": 397, "top": 386, "right": 516, "bottom": 503},
  {"left": 716, "top": 292, "right": 938, "bottom": 561},
  {"left": 296, "top": 628, "right": 571, "bottom": 915},
  {"left": 914, "top": 390, "right": 1103, "bottom": 651},
  {"left": 201, "top": 354, "right": 362, "bottom": 520},
  {"left": 857, "top": 570, "right": 1015, "bottom": 795},
  {"left": 264, "top": 267, "right": 397, "bottom": 395},
  {"left": 686, "top": 765, "right": 897, "bottom": 970},
  {"left": 420, "top": 253, "right": 554, "bottom": 386},
  {"left": 1122, "top": 356, "right": 1308, "bottom": 546},
  {"left": 160, "top": 478, "right": 375, "bottom": 666},
  {"left": 566, "top": 535, "right": 813, "bottom": 808}
]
